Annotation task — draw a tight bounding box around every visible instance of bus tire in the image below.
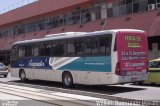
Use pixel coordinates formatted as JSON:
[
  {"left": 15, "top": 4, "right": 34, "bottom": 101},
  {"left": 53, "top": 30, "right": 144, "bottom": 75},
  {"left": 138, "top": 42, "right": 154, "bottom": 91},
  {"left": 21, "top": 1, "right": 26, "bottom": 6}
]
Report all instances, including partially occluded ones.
[
  {"left": 62, "top": 72, "right": 73, "bottom": 88},
  {"left": 19, "top": 70, "right": 27, "bottom": 82}
]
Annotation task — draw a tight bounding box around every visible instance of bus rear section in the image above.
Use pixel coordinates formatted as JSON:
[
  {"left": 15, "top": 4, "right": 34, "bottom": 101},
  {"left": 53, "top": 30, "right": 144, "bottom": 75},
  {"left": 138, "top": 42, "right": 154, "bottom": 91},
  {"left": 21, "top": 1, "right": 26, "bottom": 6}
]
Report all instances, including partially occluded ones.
[{"left": 113, "top": 31, "right": 148, "bottom": 84}]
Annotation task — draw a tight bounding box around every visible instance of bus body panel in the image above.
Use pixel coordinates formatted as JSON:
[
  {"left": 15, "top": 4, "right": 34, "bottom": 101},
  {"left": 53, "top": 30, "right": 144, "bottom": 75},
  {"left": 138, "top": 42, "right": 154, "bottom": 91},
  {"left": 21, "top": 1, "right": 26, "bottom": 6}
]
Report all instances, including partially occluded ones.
[{"left": 11, "top": 56, "right": 112, "bottom": 85}]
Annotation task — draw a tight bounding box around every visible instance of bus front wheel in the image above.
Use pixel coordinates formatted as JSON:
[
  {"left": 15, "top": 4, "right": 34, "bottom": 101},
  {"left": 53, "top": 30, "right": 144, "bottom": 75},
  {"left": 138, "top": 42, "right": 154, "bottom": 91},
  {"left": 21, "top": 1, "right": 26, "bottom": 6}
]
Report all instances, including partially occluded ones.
[
  {"left": 62, "top": 72, "right": 73, "bottom": 87},
  {"left": 19, "top": 70, "right": 27, "bottom": 82}
]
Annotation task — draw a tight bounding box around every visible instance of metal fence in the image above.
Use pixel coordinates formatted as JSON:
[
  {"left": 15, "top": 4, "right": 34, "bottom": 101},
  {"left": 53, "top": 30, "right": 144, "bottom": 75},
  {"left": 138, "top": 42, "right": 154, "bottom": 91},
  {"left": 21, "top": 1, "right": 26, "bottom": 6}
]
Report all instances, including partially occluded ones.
[{"left": 0, "top": 0, "right": 39, "bottom": 14}]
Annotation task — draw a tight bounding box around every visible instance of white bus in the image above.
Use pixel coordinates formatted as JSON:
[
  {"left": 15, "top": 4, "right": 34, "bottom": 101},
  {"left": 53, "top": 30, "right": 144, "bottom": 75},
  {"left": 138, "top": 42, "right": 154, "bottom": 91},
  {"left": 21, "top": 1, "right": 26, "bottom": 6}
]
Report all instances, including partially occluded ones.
[{"left": 10, "top": 29, "right": 148, "bottom": 87}]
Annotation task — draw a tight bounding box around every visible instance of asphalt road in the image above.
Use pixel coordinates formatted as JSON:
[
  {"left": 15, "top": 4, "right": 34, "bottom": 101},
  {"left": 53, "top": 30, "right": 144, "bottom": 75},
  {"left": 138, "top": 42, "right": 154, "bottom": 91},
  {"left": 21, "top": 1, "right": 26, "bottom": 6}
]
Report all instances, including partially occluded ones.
[
  {"left": 0, "top": 73, "right": 160, "bottom": 105},
  {"left": 0, "top": 92, "right": 58, "bottom": 106}
]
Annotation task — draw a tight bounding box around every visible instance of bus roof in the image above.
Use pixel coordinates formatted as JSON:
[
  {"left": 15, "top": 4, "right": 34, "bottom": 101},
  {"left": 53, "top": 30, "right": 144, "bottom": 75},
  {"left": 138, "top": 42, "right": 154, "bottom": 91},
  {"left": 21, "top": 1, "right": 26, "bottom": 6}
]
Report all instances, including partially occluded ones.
[
  {"left": 13, "top": 29, "right": 145, "bottom": 45},
  {"left": 45, "top": 32, "right": 87, "bottom": 38}
]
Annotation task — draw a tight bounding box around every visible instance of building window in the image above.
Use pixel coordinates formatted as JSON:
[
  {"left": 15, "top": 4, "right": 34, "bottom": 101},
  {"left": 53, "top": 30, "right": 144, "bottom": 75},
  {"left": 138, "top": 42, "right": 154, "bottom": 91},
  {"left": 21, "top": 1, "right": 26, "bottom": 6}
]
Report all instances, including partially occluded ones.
[
  {"left": 119, "top": 5, "right": 126, "bottom": 16},
  {"left": 107, "top": 8, "right": 113, "bottom": 17},
  {"left": 119, "top": 0, "right": 126, "bottom": 5},
  {"left": 148, "top": 0, "right": 156, "bottom": 4},
  {"left": 113, "top": 6, "right": 120, "bottom": 17},
  {"left": 37, "top": 19, "right": 46, "bottom": 30},
  {"left": 126, "top": 3, "right": 132, "bottom": 14},
  {"left": 81, "top": 9, "right": 91, "bottom": 23},
  {"left": 133, "top": 2, "right": 139, "bottom": 13},
  {"left": 91, "top": 2, "right": 101, "bottom": 20},
  {"left": 126, "top": 0, "right": 132, "bottom": 4},
  {"left": 139, "top": 0, "right": 147, "bottom": 12}
]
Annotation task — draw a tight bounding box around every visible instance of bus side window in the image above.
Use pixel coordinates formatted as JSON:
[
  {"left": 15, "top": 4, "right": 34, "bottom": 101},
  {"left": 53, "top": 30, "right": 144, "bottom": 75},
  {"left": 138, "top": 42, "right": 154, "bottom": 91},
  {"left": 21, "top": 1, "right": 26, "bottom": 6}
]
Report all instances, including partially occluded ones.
[
  {"left": 39, "top": 43, "right": 46, "bottom": 56},
  {"left": 149, "top": 62, "right": 155, "bottom": 68},
  {"left": 59, "top": 41, "right": 66, "bottom": 56},
  {"left": 25, "top": 45, "right": 32, "bottom": 56},
  {"left": 84, "top": 38, "right": 92, "bottom": 55},
  {"left": 32, "top": 45, "right": 39, "bottom": 56},
  {"left": 66, "top": 41, "right": 75, "bottom": 55},
  {"left": 150, "top": 61, "right": 158, "bottom": 68},
  {"left": 11, "top": 46, "right": 18, "bottom": 62},
  {"left": 52, "top": 42, "right": 60, "bottom": 56},
  {"left": 92, "top": 38, "right": 99, "bottom": 55},
  {"left": 18, "top": 45, "right": 25, "bottom": 58},
  {"left": 45, "top": 44, "right": 52, "bottom": 56},
  {"left": 157, "top": 61, "right": 160, "bottom": 68},
  {"left": 75, "top": 40, "right": 84, "bottom": 55},
  {"left": 99, "top": 37, "right": 110, "bottom": 55},
  {"left": 51, "top": 41, "right": 66, "bottom": 56}
]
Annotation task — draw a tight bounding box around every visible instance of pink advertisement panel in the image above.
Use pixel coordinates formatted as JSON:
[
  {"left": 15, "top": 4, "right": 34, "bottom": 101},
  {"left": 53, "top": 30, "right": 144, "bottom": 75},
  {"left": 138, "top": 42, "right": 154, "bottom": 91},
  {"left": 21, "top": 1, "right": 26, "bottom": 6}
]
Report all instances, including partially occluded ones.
[{"left": 117, "top": 32, "right": 148, "bottom": 74}]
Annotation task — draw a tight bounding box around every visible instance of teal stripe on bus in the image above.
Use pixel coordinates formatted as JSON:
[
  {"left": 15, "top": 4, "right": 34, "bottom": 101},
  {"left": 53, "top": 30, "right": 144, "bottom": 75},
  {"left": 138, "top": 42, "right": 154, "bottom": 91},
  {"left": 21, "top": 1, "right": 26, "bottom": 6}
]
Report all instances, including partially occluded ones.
[{"left": 58, "top": 56, "right": 111, "bottom": 72}]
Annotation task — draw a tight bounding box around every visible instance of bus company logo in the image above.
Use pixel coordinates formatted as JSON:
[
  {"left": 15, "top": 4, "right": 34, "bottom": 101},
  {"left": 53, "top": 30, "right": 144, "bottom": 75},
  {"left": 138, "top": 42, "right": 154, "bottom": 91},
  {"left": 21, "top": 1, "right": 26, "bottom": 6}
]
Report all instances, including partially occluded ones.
[
  {"left": 49, "top": 57, "right": 56, "bottom": 70},
  {"left": 28, "top": 59, "right": 45, "bottom": 67}
]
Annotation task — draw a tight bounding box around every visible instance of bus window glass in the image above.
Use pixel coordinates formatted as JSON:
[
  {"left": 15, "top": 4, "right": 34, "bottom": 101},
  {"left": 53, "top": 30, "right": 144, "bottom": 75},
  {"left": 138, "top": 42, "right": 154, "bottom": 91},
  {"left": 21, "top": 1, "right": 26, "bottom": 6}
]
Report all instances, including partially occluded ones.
[
  {"left": 149, "top": 61, "right": 155, "bottom": 68},
  {"left": 39, "top": 43, "right": 46, "bottom": 56},
  {"left": 59, "top": 41, "right": 66, "bottom": 56},
  {"left": 25, "top": 45, "right": 32, "bottom": 56},
  {"left": 75, "top": 40, "right": 84, "bottom": 55},
  {"left": 92, "top": 38, "right": 99, "bottom": 54},
  {"left": 46, "top": 44, "right": 52, "bottom": 56},
  {"left": 52, "top": 42, "right": 59, "bottom": 56},
  {"left": 99, "top": 37, "right": 110, "bottom": 54},
  {"left": 18, "top": 45, "right": 25, "bottom": 58},
  {"left": 33, "top": 45, "right": 39, "bottom": 56},
  {"left": 84, "top": 38, "right": 92, "bottom": 54},
  {"left": 157, "top": 61, "right": 160, "bottom": 68},
  {"left": 67, "top": 41, "right": 75, "bottom": 55},
  {"left": 11, "top": 46, "right": 18, "bottom": 62}
]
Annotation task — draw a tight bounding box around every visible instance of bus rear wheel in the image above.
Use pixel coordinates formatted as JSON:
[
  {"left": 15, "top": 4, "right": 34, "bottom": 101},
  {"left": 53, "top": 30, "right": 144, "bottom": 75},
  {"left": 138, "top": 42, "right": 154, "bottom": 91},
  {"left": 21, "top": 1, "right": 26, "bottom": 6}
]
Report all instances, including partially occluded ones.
[
  {"left": 62, "top": 72, "right": 73, "bottom": 87},
  {"left": 19, "top": 70, "right": 27, "bottom": 82}
]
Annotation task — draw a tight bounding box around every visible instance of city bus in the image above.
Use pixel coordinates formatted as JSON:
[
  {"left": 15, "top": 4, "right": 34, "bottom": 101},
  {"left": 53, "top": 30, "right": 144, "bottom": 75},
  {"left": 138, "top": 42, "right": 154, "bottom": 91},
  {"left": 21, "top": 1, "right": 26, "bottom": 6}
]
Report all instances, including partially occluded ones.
[{"left": 10, "top": 29, "right": 148, "bottom": 87}]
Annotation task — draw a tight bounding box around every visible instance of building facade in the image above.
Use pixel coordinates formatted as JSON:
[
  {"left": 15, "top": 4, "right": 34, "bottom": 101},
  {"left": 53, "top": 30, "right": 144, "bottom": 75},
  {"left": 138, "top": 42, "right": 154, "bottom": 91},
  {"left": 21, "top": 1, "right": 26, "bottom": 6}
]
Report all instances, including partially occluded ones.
[{"left": 0, "top": 0, "right": 160, "bottom": 65}]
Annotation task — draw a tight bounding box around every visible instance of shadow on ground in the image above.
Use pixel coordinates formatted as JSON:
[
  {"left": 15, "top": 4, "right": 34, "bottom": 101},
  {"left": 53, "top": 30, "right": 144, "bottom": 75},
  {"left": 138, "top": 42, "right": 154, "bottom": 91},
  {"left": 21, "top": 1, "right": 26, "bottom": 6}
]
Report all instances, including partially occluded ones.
[{"left": 8, "top": 80, "right": 145, "bottom": 95}]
